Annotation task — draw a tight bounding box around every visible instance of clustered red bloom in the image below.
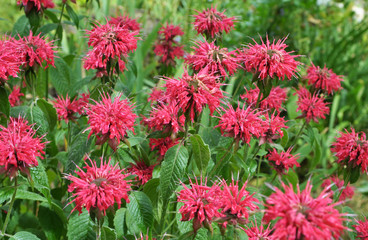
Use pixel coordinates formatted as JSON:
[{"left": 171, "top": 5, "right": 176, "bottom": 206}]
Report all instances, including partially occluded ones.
[
  {"left": 66, "top": 157, "right": 131, "bottom": 216},
  {"left": 193, "top": 6, "right": 235, "bottom": 39},
  {"left": 295, "top": 87, "right": 330, "bottom": 123},
  {"left": 259, "top": 113, "right": 288, "bottom": 145},
  {"left": 266, "top": 148, "right": 300, "bottom": 174},
  {"left": 86, "top": 93, "right": 137, "bottom": 151},
  {"left": 331, "top": 128, "right": 368, "bottom": 173},
  {"left": 84, "top": 22, "right": 138, "bottom": 75},
  {"left": 153, "top": 24, "right": 184, "bottom": 66},
  {"left": 185, "top": 40, "right": 239, "bottom": 77},
  {"left": 126, "top": 161, "right": 155, "bottom": 186},
  {"left": 240, "top": 36, "right": 300, "bottom": 81},
  {"left": 9, "top": 86, "right": 24, "bottom": 107},
  {"left": 321, "top": 175, "right": 355, "bottom": 201},
  {"left": 264, "top": 181, "right": 346, "bottom": 240},
  {"left": 147, "top": 87, "right": 165, "bottom": 105},
  {"left": 149, "top": 137, "right": 180, "bottom": 157},
  {"left": 216, "top": 103, "right": 264, "bottom": 145},
  {"left": 108, "top": 15, "right": 140, "bottom": 32},
  {"left": 164, "top": 69, "right": 224, "bottom": 122},
  {"left": 52, "top": 93, "right": 89, "bottom": 123},
  {"left": 243, "top": 221, "right": 274, "bottom": 240},
  {"left": 241, "top": 86, "right": 287, "bottom": 112},
  {"left": 0, "top": 117, "right": 46, "bottom": 177},
  {"left": 0, "top": 39, "right": 22, "bottom": 83},
  {"left": 354, "top": 217, "right": 368, "bottom": 239},
  {"left": 17, "top": 0, "right": 55, "bottom": 12},
  {"left": 16, "top": 31, "right": 56, "bottom": 69},
  {"left": 307, "top": 63, "right": 343, "bottom": 95}
]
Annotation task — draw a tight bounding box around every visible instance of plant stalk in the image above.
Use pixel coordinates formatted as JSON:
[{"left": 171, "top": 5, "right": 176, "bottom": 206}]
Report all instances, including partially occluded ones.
[{"left": 2, "top": 177, "right": 18, "bottom": 236}]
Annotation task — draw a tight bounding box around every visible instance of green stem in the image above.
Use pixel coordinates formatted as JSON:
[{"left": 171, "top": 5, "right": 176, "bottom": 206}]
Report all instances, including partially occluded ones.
[
  {"left": 45, "top": 68, "right": 49, "bottom": 101},
  {"left": 335, "top": 171, "right": 350, "bottom": 202},
  {"left": 53, "top": 3, "right": 66, "bottom": 42},
  {"left": 2, "top": 177, "right": 18, "bottom": 236},
  {"left": 67, "top": 121, "right": 71, "bottom": 151},
  {"left": 255, "top": 88, "right": 262, "bottom": 109},
  {"left": 209, "top": 140, "right": 236, "bottom": 177},
  {"left": 256, "top": 156, "right": 263, "bottom": 186},
  {"left": 96, "top": 218, "right": 102, "bottom": 240},
  {"left": 291, "top": 121, "right": 308, "bottom": 149},
  {"left": 232, "top": 77, "right": 244, "bottom": 98}
]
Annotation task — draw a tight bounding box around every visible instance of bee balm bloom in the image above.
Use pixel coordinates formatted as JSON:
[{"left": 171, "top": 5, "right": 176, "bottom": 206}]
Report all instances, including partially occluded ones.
[
  {"left": 295, "top": 87, "right": 329, "bottom": 123},
  {"left": 17, "top": 0, "right": 55, "bottom": 12},
  {"left": 0, "top": 39, "right": 22, "bottom": 83},
  {"left": 321, "top": 175, "right": 354, "bottom": 201},
  {"left": 354, "top": 217, "right": 368, "bottom": 239},
  {"left": 108, "top": 15, "right": 140, "bottom": 32},
  {"left": 9, "top": 86, "right": 24, "bottom": 107},
  {"left": 266, "top": 148, "right": 300, "bottom": 174},
  {"left": 52, "top": 93, "right": 89, "bottom": 123},
  {"left": 307, "top": 63, "right": 343, "bottom": 94}
]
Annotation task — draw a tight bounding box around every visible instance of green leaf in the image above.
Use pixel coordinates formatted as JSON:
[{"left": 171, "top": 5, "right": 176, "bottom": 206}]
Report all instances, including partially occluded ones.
[
  {"left": 101, "top": 226, "right": 116, "bottom": 240},
  {"left": 37, "top": 23, "right": 58, "bottom": 36},
  {"left": 30, "top": 161, "right": 51, "bottom": 201},
  {"left": 49, "top": 57, "right": 75, "bottom": 97},
  {"left": 126, "top": 191, "right": 154, "bottom": 235},
  {"left": 114, "top": 208, "right": 127, "bottom": 238},
  {"left": 66, "top": 4, "right": 79, "bottom": 28},
  {"left": 0, "top": 187, "right": 15, "bottom": 204},
  {"left": 10, "top": 106, "right": 28, "bottom": 118},
  {"left": 176, "top": 202, "right": 192, "bottom": 234},
  {"left": 36, "top": 98, "right": 57, "bottom": 131},
  {"left": 66, "top": 129, "right": 92, "bottom": 173},
  {"left": 143, "top": 178, "right": 160, "bottom": 207},
  {"left": 38, "top": 204, "right": 64, "bottom": 240},
  {"left": 159, "top": 144, "right": 189, "bottom": 220},
  {"left": 16, "top": 190, "right": 47, "bottom": 202},
  {"left": 190, "top": 134, "right": 211, "bottom": 174},
  {"left": 0, "top": 87, "right": 10, "bottom": 121},
  {"left": 27, "top": 106, "right": 49, "bottom": 136},
  {"left": 12, "top": 15, "right": 30, "bottom": 37},
  {"left": 10, "top": 231, "right": 41, "bottom": 240},
  {"left": 67, "top": 211, "right": 94, "bottom": 240}
]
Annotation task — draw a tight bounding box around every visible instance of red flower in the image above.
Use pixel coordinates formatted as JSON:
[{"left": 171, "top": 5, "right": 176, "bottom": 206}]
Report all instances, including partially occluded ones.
[
  {"left": 243, "top": 221, "right": 274, "bottom": 240},
  {"left": 147, "top": 87, "right": 165, "bottom": 105},
  {"left": 266, "top": 148, "right": 300, "bottom": 174},
  {"left": 306, "top": 63, "right": 343, "bottom": 94},
  {"left": 153, "top": 24, "right": 184, "bottom": 66},
  {"left": 149, "top": 137, "right": 180, "bottom": 157},
  {"left": 108, "top": 15, "right": 140, "bottom": 32},
  {"left": 16, "top": 31, "right": 56, "bottom": 69},
  {"left": 9, "top": 86, "right": 24, "bottom": 107},
  {"left": 193, "top": 6, "right": 235, "bottom": 39},
  {"left": 219, "top": 179, "right": 258, "bottom": 226},
  {"left": 145, "top": 101, "right": 185, "bottom": 134},
  {"left": 52, "top": 93, "right": 89, "bottom": 123},
  {"left": 216, "top": 103, "right": 264, "bottom": 145},
  {"left": 0, "top": 117, "right": 46, "bottom": 177},
  {"left": 164, "top": 68, "right": 224, "bottom": 122},
  {"left": 84, "top": 22, "right": 138, "bottom": 74},
  {"left": 331, "top": 128, "right": 368, "bottom": 173},
  {"left": 177, "top": 178, "right": 223, "bottom": 232},
  {"left": 240, "top": 36, "right": 300, "bottom": 80},
  {"left": 86, "top": 93, "right": 137, "bottom": 151},
  {"left": 259, "top": 113, "right": 288, "bottom": 145},
  {"left": 17, "top": 0, "right": 54, "bottom": 12},
  {"left": 185, "top": 40, "right": 239, "bottom": 77},
  {"left": 126, "top": 161, "right": 155, "bottom": 185},
  {"left": 354, "top": 217, "right": 368, "bottom": 239},
  {"left": 321, "top": 175, "right": 354, "bottom": 201},
  {"left": 66, "top": 157, "right": 131, "bottom": 216},
  {"left": 295, "top": 87, "right": 330, "bottom": 123},
  {"left": 241, "top": 85, "right": 287, "bottom": 112},
  {"left": 0, "top": 39, "right": 22, "bottom": 83},
  {"left": 264, "top": 181, "right": 346, "bottom": 240}
]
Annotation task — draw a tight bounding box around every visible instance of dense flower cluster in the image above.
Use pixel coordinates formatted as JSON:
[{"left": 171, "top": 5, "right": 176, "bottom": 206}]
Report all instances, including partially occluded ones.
[
  {"left": 108, "top": 15, "right": 140, "bottom": 32},
  {"left": 126, "top": 160, "right": 155, "bottom": 185},
  {"left": 306, "top": 63, "right": 343, "bottom": 94},
  {"left": 0, "top": 117, "right": 46, "bottom": 177},
  {"left": 243, "top": 222, "right": 274, "bottom": 240},
  {"left": 259, "top": 113, "right": 288, "bottom": 145},
  {"left": 354, "top": 217, "right": 368, "bottom": 239},
  {"left": 321, "top": 175, "right": 355, "bottom": 201},
  {"left": 53, "top": 93, "right": 89, "bottom": 123},
  {"left": 86, "top": 93, "right": 137, "bottom": 151},
  {"left": 266, "top": 148, "right": 300, "bottom": 174},
  {"left": 0, "top": 38, "right": 22, "bottom": 83},
  {"left": 66, "top": 157, "right": 131, "bottom": 216},
  {"left": 17, "top": 0, "right": 55, "bottom": 12},
  {"left": 149, "top": 137, "right": 180, "bottom": 157},
  {"left": 185, "top": 40, "right": 239, "bottom": 77},
  {"left": 331, "top": 128, "right": 368, "bottom": 173},
  {"left": 240, "top": 36, "right": 300, "bottom": 80},
  {"left": 9, "top": 86, "right": 24, "bottom": 107},
  {"left": 153, "top": 24, "right": 184, "bottom": 66},
  {"left": 193, "top": 6, "right": 235, "bottom": 39},
  {"left": 241, "top": 86, "right": 287, "bottom": 112},
  {"left": 264, "top": 181, "right": 346, "bottom": 240}
]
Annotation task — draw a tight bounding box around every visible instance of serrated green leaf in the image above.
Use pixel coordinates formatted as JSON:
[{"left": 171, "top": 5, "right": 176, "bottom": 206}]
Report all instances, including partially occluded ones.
[
  {"left": 38, "top": 204, "right": 64, "bottom": 240},
  {"left": 114, "top": 208, "right": 126, "bottom": 238},
  {"left": 49, "top": 57, "right": 75, "bottom": 97},
  {"left": 190, "top": 134, "right": 210, "bottom": 174},
  {"left": 30, "top": 161, "right": 51, "bottom": 201},
  {"left": 126, "top": 191, "right": 153, "bottom": 235},
  {"left": 27, "top": 106, "right": 49, "bottom": 136},
  {"left": 176, "top": 202, "right": 192, "bottom": 234},
  {"left": 66, "top": 129, "right": 92, "bottom": 173},
  {"left": 12, "top": 15, "right": 30, "bottom": 37},
  {"left": 37, "top": 23, "right": 58, "bottom": 36},
  {"left": 16, "top": 190, "right": 47, "bottom": 202},
  {"left": 36, "top": 98, "right": 57, "bottom": 131},
  {"left": 67, "top": 210, "right": 94, "bottom": 240},
  {"left": 143, "top": 178, "right": 160, "bottom": 207},
  {"left": 10, "top": 106, "right": 28, "bottom": 118},
  {"left": 0, "top": 87, "right": 10, "bottom": 121},
  {"left": 160, "top": 144, "right": 189, "bottom": 220},
  {"left": 66, "top": 4, "right": 79, "bottom": 28},
  {"left": 10, "top": 231, "right": 41, "bottom": 240},
  {"left": 0, "top": 186, "right": 15, "bottom": 204}
]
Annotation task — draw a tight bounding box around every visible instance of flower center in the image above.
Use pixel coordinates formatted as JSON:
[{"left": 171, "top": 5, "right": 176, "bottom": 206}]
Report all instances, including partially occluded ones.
[
  {"left": 267, "top": 49, "right": 283, "bottom": 62},
  {"left": 92, "top": 178, "right": 107, "bottom": 187}
]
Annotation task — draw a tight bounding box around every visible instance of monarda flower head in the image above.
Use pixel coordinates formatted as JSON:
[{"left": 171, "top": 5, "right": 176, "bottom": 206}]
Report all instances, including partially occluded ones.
[
  {"left": 108, "top": 15, "right": 140, "bottom": 32},
  {"left": 185, "top": 40, "right": 239, "bottom": 78},
  {"left": 9, "top": 86, "right": 24, "bottom": 107},
  {"left": 354, "top": 217, "right": 368, "bottom": 239},
  {"left": 259, "top": 113, "right": 288, "bottom": 145},
  {"left": 164, "top": 68, "right": 224, "bottom": 122},
  {"left": 52, "top": 93, "right": 89, "bottom": 123},
  {"left": 149, "top": 137, "right": 180, "bottom": 157},
  {"left": 177, "top": 178, "right": 223, "bottom": 233},
  {"left": 66, "top": 157, "right": 131, "bottom": 217},
  {"left": 264, "top": 181, "right": 346, "bottom": 240},
  {"left": 240, "top": 36, "right": 301, "bottom": 81},
  {"left": 17, "top": 0, "right": 54, "bottom": 13},
  {"left": 153, "top": 24, "right": 184, "bottom": 66},
  {"left": 0, "top": 117, "right": 46, "bottom": 177},
  {"left": 241, "top": 85, "right": 287, "bottom": 112},
  {"left": 321, "top": 175, "right": 354, "bottom": 201},
  {"left": 126, "top": 160, "right": 155, "bottom": 186},
  {"left": 16, "top": 31, "right": 56, "bottom": 70},
  {"left": 193, "top": 6, "right": 235, "bottom": 39},
  {"left": 295, "top": 87, "right": 330, "bottom": 123},
  {"left": 243, "top": 221, "right": 275, "bottom": 240},
  {"left": 0, "top": 39, "right": 22, "bottom": 83},
  {"left": 306, "top": 63, "right": 343, "bottom": 95},
  {"left": 216, "top": 103, "right": 264, "bottom": 145},
  {"left": 331, "top": 128, "right": 368, "bottom": 173},
  {"left": 85, "top": 93, "right": 137, "bottom": 151},
  {"left": 266, "top": 148, "right": 300, "bottom": 175},
  {"left": 84, "top": 22, "right": 139, "bottom": 75}
]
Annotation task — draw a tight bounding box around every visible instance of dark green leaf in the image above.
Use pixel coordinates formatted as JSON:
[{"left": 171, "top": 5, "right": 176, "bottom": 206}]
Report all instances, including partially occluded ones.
[
  {"left": 37, "top": 23, "right": 58, "bottom": 36},
  {"left": 143, "top": 178, "right": 160, "bottom": 207},
  {"left": 190, "top": 134, "right": 210, "bottom": 174},
  {"left": 126, "top": 191, "right": 154, "bottom": 235},
  {"left": 36, "top": 98, "right": 57, "bottom": 131},
  {"left": 49, "top": 57, "right": 74, "bottom": 97},
  {"left": 16, "top": 190, "right": 47, "bottom": 202},
  {"left": 30, "top": 161, "right": 51, "bottom": 201},
  {"left": 67, "top": 211, "right": 94, "bottom": 240},
  {"left": 66, "top": 129, "right": 92, "bottom": 173},
  {"left": 26, "top": 106, "right": 49, "bottom": 136},
  {"left": 12, "top": 15, "right": 30, "bottom": 37},
  {"left": 66, "top": 4, "right": 79, "bottom": 28},
  {"left": 0, "top": 87, "right": 10, "bottom": 120},
  {"left": 38, "top": 204, "right": 64, "bottom": 240},
  {"left": 114, "top": 208, "right": 126, "bottom": 238},
  {"left": 10, "top": 231, "right": 41, "bottom": 240}
]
